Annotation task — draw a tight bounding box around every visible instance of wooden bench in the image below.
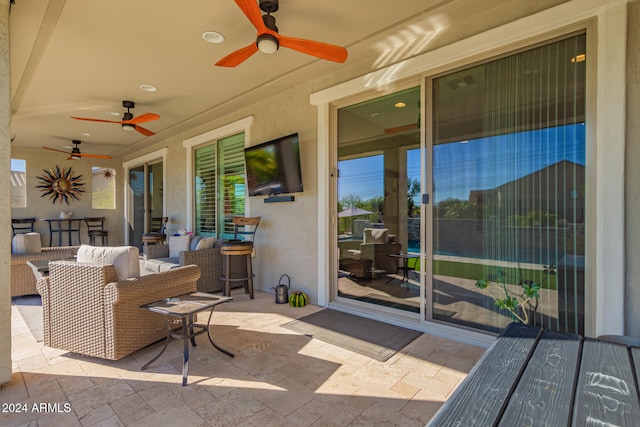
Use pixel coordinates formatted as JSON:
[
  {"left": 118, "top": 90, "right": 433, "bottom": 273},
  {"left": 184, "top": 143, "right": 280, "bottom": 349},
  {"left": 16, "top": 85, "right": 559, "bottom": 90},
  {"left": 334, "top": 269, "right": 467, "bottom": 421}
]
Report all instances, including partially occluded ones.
[{"left": 428, "top": 322, "right": 640, "bottom": 426}]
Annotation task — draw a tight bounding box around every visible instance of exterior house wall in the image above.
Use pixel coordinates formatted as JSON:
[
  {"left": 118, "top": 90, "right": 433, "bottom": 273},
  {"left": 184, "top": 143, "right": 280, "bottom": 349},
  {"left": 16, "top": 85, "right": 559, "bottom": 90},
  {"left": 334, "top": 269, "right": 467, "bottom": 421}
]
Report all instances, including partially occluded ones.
[
  {"left": 9, "top": 147, "right": 126, "bottom": 247},
  {"left": 122, "top": 84, "right": 320, "bottom": 302},
  {"left": 625, "top": 0, "right": 640, "bottom": 337},
  {"left": 1, "top": 0, "right": 11, "bottom": 385}
]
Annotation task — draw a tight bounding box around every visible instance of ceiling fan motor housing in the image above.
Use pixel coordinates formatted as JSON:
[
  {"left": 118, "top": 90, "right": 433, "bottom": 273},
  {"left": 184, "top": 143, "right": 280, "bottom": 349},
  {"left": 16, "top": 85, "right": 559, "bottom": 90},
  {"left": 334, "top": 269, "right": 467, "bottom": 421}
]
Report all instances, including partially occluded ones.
[{"left": 259, "top": 0, "right": 278, "bottom": 13}]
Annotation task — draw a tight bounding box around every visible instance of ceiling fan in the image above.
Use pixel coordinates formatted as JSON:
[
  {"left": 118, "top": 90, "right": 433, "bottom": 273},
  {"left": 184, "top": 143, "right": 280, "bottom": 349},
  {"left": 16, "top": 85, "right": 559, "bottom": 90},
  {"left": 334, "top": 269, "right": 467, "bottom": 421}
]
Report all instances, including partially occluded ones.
[
  {"left": 71, "top": 100, "right": 160, "bottom": 136},
  {"left": 43, "top": 140, "right": 113, "bottom": 160},
  {"left": 216, "top": 0, "right": 348, "bottom": 67}
]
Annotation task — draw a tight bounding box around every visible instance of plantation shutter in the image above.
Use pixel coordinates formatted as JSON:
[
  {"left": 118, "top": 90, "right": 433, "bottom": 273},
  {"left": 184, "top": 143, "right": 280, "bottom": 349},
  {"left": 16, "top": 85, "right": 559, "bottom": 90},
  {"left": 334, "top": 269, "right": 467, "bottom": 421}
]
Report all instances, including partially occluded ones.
[
  {"left": 194, "top": 144, "right": 218, "bottom": 236},
  {"left": 219, "top": 133, "right": 246, "bottom": 237}
]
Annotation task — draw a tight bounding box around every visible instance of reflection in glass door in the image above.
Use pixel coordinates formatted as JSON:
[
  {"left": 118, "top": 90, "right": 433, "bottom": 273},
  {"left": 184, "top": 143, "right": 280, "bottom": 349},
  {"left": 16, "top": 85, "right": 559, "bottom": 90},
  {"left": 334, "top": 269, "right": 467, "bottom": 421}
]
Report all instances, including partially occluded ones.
[
  {"left": 429, "top": 34, "right": 587, "bottom": 334},
  {"left": 336, "top": 86, "right": 422, "bottom": 314},
  {"left": 128, "top": 160, "right": 164, "bottom": 250},
  {"left": 129, "top": 166, "right": 145, "bottom": 250}
]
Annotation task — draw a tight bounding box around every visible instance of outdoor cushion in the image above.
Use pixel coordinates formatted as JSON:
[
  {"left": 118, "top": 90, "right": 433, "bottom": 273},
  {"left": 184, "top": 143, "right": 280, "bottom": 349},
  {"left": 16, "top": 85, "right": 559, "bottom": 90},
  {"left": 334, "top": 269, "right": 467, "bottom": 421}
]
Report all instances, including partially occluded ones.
[
  {"left": 190, "top": 235, "right": 203, "bottom": 251},
  {"left": 12, "top": 232, "right": 42, "bottom": 254},
  {"left": 76, "top": 244, "right": 140, "bottom": 280},
  {"left": 169, "top": 235, "right": 191, "bottom": 257},
  {"left": 196, "top": 236, "right": 216, "bottom": 250},
  {"left": 144, "top": 257, "right": 180, "bottom": 273},
  {"left": 363, "top": 228, "right": 389, "bottom": 244}
]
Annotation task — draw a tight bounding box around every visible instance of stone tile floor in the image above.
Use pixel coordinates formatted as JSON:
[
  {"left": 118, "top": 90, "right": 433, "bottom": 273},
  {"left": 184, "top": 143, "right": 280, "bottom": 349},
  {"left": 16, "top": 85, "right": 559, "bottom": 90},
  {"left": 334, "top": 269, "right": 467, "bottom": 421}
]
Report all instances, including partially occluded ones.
[{"left": 4, "top": 289, "right": 485, "bottom": 426}]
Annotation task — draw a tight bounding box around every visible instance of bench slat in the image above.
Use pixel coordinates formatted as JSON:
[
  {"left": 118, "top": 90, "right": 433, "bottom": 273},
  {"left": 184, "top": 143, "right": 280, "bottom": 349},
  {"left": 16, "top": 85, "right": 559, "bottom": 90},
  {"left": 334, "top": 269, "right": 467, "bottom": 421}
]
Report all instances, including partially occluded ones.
[
  {"left": 632, "top": 347, "right": 640, "bottom": 397},
  {"left": 573, "top": 340, "right": 640, "bottom": 426},
  {"left": 498, "top": 329, "right": 581, "bottom": 427},
  {"left": 428, "top": 323, "right": 541, "bottom": 427}
]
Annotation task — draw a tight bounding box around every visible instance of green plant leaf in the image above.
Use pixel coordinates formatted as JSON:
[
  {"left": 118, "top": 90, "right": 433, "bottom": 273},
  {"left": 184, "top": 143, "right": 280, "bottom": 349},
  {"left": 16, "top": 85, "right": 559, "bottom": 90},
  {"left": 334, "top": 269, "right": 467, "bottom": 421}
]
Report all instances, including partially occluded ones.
[{"left": 475, "top": 278, "right": 489, "bottom": 289}]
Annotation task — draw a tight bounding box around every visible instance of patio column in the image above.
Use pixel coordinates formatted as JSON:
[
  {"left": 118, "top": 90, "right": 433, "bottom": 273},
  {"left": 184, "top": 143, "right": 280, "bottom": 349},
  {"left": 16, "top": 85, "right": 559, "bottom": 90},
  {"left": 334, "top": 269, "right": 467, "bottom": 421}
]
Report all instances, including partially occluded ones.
[{"left": 0, "top": 0, "right": 12, "bottom": 385}]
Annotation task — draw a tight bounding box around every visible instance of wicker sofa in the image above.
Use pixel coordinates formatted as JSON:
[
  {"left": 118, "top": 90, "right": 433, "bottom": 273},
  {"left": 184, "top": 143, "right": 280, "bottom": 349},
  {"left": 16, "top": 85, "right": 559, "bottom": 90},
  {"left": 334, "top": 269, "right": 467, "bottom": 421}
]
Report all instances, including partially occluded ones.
[
  {"left": 37, "top": 260, "right": 201, "bottom": 360},
  {"left": 11, "top": 246, "right": 79, "bottom": 297},
  {"left": 144, "top": 243, "right": 246, "bottom": 293}
]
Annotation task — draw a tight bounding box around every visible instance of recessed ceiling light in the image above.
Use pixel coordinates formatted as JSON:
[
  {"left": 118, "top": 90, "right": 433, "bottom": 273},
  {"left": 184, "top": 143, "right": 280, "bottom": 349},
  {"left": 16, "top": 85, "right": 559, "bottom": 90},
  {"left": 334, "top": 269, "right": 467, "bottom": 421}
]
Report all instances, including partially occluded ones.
[
  {"left": 571, "top": 53, "right": 586, "bottom": 63},
  {"left": 139, "top": 84, "right": 157, "bottom": 92},
  {"left": 394, "top": 102, "right": 406, "bottom": 108},
  {"left": 202, "top": 31, "right": 225, "bottom": 44},
  {"left": 79, "top": 132, "right": 92, "bottom": 136},
  {"left": 107, "top": 111, "right": 120, "bottom": 116},
  {"left": 371, "top": 112, "right": 383, "bottom": 118}
]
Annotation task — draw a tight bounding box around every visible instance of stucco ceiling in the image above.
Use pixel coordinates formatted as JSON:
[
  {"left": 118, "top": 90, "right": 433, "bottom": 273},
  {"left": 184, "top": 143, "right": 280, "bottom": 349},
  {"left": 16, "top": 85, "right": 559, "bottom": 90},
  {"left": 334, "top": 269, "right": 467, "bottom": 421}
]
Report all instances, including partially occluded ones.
[{"left": 9, "top": 0, "right": 523, "bottom": 158}]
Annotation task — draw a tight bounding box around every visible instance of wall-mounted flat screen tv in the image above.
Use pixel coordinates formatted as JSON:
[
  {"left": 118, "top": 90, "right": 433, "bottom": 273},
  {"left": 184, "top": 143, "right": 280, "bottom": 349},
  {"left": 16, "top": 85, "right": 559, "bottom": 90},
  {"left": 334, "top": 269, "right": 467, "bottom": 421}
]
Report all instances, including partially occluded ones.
[{"left": 244, "top": 133, "right": 303, "bottom": 197}]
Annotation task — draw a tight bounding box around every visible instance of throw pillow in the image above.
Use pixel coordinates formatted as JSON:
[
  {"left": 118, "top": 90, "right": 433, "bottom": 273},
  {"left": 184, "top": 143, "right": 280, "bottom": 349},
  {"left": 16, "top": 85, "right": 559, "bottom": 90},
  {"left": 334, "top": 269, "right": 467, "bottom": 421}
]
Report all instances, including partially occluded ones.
[
  {"left": 169, "top": 235, "right": 191, "bottom": 257},
  {"left": 196, "top": 236, "right": 216, "bottom": 250},
  {"left": 12, "top": 232, "right": 42, "bottom": 254},
  {"left": 190, "top": 235, "right": 203, "bottom": 251}
]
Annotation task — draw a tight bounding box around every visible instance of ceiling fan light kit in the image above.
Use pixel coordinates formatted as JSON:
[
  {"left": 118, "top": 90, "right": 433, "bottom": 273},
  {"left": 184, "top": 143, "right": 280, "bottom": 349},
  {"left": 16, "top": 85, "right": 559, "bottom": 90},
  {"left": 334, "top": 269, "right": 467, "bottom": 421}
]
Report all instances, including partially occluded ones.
[
  {"left": 257, "top": 34, "right": 278, "bottom": 53},
  {"left": 215, "top": 0, "right": 347, "bottom": 67}
]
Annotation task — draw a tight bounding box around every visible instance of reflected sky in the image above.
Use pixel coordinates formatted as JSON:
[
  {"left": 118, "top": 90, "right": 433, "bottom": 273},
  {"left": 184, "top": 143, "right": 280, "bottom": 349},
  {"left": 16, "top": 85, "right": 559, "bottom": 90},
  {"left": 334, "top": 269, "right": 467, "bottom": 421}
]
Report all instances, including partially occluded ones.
[{"left": 339, "top": 123, "right": 586, "bottom": 204}]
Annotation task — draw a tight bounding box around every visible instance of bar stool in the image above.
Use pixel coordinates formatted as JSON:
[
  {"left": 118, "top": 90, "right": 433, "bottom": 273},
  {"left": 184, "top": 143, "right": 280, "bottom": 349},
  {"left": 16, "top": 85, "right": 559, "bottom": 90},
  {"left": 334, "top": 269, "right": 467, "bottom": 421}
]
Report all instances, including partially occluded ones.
[
  {"left": 220, "top": 216, "right": 261, "bottom": 299},
  {"left": 84, "top": 217, "right": 109, "bottom": 246},
  {"left": 11, "top": 218, "right": 36, "bottom": 236},
  {"left": 220, "top": 241, "right": 255, "bottom": 298}
]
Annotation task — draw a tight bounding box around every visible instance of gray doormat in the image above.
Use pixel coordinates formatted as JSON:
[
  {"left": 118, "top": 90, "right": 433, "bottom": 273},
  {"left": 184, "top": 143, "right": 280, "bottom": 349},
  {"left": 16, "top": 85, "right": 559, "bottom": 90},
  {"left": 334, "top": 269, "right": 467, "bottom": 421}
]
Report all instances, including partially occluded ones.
[
  {"left": 13, "top": 295, "right": 43, "bottom": 342},
  {"left": 282, "top": 309, "right": 422, "bottom": 361}
]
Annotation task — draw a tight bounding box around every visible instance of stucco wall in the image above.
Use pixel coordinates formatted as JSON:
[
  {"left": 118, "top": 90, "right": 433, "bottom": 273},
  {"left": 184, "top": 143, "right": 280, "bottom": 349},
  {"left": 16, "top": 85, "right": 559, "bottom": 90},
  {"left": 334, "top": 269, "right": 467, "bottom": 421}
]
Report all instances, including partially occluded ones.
[
  {"left": 122, "top": 83, "right": 321, "bottom": 302},
  {"left": 1, "top": 0, "right": 11, "bottom": 385},
  {"left": 9, "top": 147, "right": 126, "bottom": 247},
  {"left": 625, "top": 0, "right": 640, "bottom": 337}
]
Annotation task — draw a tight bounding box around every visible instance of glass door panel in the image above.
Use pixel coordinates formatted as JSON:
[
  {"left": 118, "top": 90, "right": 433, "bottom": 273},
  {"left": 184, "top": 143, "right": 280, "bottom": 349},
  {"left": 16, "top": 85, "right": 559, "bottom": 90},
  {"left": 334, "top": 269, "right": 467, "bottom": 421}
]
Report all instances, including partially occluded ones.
[
  {"left": 148, "top": 161, "right": 164, "bottom": 235},
  {"left": 128, "top": 160, "right": 164, "bottom": 250},
  {"left": 129, "top": 165, "right": 145, "bottom": 250},
  {"left": 429, "top": 34, "right": 587, "bottom": 334},
  {"left": 336, "top": 86, "right": 421, "bottom": 314}
]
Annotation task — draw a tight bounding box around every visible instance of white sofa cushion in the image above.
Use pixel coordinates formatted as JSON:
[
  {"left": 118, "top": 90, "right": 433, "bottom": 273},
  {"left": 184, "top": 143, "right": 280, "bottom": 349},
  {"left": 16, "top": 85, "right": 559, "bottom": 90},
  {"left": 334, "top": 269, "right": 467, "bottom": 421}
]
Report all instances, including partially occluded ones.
[
  {"left": 145, "top": 257, "right": 180, "bottom": 273},
  {"left": 12, "top": 232, "right": 42, "bottom": 254},
  {"left": 168, "top": 235, "right": 191, "bottom": 257},
  {"left": 76, "top": 244, "right": 140, "bottom": 280}
]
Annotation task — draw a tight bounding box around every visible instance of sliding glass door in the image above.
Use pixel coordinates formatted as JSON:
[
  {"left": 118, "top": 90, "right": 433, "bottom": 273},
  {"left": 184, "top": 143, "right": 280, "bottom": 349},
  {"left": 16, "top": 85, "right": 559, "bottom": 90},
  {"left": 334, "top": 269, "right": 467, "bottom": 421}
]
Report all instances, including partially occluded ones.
[
  {"left": 127, "top": 159, "right": 164, "bottom": 250},
  {"left": 429, "top": 33, "right": 587, "bottom": 334},
  {"left": 336, "top": 85, "right": 422, "bottom": 314}
]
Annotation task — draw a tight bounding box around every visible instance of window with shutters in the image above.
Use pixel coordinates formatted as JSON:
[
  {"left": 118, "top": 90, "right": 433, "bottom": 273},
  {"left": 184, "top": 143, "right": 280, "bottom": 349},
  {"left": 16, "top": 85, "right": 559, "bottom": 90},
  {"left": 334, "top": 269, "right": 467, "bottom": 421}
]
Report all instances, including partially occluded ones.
[{"left": 194, "top": 132, "right": 245, "bottom": 238}]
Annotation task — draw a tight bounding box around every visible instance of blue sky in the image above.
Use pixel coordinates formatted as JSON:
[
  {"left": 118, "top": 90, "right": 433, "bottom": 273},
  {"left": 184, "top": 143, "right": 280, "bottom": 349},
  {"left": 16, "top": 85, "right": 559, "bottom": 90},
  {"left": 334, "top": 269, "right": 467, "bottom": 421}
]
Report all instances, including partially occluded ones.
[
  {"left": 11, "top": 159, "right": 26, "bottom": 171},
  {"left": 339, "top": 123, "right": 586, "bottom": 204}
]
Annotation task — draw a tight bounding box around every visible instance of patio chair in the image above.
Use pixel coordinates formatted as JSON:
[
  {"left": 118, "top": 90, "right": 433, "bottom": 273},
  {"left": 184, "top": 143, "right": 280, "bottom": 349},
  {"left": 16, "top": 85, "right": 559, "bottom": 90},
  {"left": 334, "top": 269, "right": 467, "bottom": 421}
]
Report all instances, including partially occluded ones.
[
  {"left": 11, "top": 245, "right": 79, "bottom": 297},
  {"left": 84, "top": 217, "right": 108, "bottom": 246},
  {"left": 11, "top": 217, "right": 36, "bottom": 236},
  {"left": 144, "top": 238, "right": 246, "bottom": 293},
  {"left": 37, "top": 246, "right": 201, "bottom": 360}
]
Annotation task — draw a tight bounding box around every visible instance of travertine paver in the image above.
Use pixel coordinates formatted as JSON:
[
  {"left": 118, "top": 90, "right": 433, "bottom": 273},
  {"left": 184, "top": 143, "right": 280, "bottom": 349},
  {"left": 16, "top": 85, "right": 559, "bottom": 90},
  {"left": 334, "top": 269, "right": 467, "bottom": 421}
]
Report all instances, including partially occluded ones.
[{"left": 6, "top": 289, "right": 484, "bottom": 426}]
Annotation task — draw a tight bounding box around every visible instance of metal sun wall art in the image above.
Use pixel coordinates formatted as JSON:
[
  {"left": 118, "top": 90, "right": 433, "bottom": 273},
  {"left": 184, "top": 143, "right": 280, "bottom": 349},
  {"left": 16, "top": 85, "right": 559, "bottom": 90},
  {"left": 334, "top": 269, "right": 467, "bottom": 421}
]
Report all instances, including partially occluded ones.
[{"left": 36, "top": 165, "right": 85, "bottom": 204}]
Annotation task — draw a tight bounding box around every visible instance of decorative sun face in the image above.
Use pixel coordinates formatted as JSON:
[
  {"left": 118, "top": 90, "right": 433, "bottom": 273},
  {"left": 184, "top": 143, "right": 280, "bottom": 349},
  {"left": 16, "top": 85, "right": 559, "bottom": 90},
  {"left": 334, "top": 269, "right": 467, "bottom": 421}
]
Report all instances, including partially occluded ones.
[{"left": 36, "top": 166, "right": 85, "bottom": 204}]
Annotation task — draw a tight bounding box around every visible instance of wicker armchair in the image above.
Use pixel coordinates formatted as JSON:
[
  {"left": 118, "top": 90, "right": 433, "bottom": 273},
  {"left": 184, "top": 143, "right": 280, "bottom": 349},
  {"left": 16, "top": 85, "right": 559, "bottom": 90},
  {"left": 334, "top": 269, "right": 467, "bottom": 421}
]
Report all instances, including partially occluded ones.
[
  {"left": 144, "top": 243, "right": 245, "bottom": 293},
  {"left": 37, "top": 262, "right": 201, "bottom": 360},
  {"left": 11, "top": 246, "right": 79, "bottom": 297}
]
